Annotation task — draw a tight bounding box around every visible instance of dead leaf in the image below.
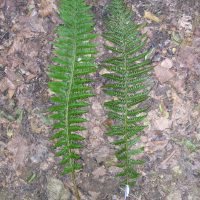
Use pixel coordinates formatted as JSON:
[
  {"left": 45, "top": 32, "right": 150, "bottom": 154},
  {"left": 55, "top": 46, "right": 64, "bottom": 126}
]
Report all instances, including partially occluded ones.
[
  {"left": 141, "top": 27, "right": 153, "bottom": 38},
  {"left": 146, "top": 140, "right": 168, "bottom": 152},
  {"left": 160, "top": 100, "right": 166, "bottom": 116},
  {"left": 154, "top": 116, "right": 172, "bottom": 130},
  {"left": 17, "top": 15, "right": 41, "bottom": 32},
  {"left": 185, "top": 52, "right": 198, "bottom": 69},
  {"left": 99, "top": 68, "right": 110, "bottom": 75},
  {"left": 0, "top": 77, "right": 16, "bottom": 93},
  {"left": 92, "top": 167, "right": 106, "bottom": 178},
  {"left": 154, "top": 60, "right": 176, "bottom": 83},
  {"left": 143, "top": 11, "right": 162, "bottom": 23},
  {"left": 171, "top": 89, "right": 183, "bottom": 104},
  {"left": 7, "top": 37, "right": 23, "bottom": 55},
  {"left": 26, "top": 73, "right": 37, "bottom": 83},
  {"left": 105, "top": 40, "right": 115, "bottom": 47},
  {"left": 178, "top": 15, "right": 192, "bottom": 30},
  {"left": 8, "top": 89, "right": 15, "bottom": 99},
  {"left": 39, "top": 0, "right": 57, "bottom": 17},
  {"left": 6, "top": 70, "right": 22, "bottom": 87},
  {"left": 7, "top": 136, "right": 28, "bottom": 168},
  {"left": 170, "top": 18, "right": 178, "bottom": 28},
  {"left": 161, "top": 58, "right": 173, "bottom": 69},
  {"left": 171, "top": 31, "right": 183, "bottom": 46}
]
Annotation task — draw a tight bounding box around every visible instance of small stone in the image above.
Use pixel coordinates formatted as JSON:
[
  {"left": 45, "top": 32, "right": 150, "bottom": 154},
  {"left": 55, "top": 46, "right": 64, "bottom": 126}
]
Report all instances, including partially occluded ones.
[{"left": 47, "top": 178, "right": 70, "bottom": 200}]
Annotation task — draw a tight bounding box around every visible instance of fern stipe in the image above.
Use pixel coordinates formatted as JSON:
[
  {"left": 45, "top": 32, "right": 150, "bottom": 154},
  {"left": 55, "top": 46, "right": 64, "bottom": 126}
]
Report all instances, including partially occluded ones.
[
  {"left": 102, "top": 0, "right": 155, "bottom": 198},
  {"left": 46, "top": 0, "right": 99, "bottom": 199}
]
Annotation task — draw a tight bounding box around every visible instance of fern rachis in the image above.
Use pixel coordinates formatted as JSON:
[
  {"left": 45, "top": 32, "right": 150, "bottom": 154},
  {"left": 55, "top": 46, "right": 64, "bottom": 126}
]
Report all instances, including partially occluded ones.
[
  {"left": 46, "top": 0, "right": 99, "bottom": 199},
  {"left": 102, "top": 0, "right": 155, "bottom": 198}
]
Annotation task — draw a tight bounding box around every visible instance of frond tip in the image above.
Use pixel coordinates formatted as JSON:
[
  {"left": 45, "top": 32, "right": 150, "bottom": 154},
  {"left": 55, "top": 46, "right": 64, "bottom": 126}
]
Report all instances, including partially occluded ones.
[
  {"left": 46, "top": 0, "right": 99, "bottom": 199},
  {"left": 102, "top": 0, "right": 155, "bottom": 197}
]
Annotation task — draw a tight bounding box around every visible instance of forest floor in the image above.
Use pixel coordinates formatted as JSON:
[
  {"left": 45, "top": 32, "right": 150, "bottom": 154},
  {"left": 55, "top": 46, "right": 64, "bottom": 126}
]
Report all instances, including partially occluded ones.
[{"left": 0, "top": 0, "right": 200, "bottom": 199}]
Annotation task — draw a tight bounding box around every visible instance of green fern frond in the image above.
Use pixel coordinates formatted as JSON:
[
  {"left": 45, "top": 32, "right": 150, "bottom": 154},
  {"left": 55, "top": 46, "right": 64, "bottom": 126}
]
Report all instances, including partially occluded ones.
[
  {"left": 102, "top": 0, "right": 154, "bottom": 198},
  {"left": 46, "top": 0, "right": 99, "bottom": 199}
]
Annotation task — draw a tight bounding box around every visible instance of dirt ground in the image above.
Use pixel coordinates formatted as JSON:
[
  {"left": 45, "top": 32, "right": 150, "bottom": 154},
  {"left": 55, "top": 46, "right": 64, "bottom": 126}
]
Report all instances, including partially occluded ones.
[{"left": 0, "top": 0, "right": 200, "bottom": 199}]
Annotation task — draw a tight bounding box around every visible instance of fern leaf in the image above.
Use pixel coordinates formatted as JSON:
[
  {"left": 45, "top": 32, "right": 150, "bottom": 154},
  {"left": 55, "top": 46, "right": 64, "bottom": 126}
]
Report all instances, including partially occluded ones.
[
  {"left": 101, "top": 0, "right": 155, "bottom": 196},
  {"left": 50, "top": 129, "right": 67, "bottom": 140},
  {"left": 46, "top": 1, "right": 98, "bottom": 199},
  {"left": 55, "top": 146, "right": 68, "bottom": 157},
  {"left": 46, "top": 72, "right": 70, "bottom": 81}
]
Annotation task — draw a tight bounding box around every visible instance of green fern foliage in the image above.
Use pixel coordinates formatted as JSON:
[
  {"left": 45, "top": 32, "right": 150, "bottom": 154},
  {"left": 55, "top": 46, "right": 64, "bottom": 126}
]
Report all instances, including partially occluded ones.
[
  {"left": 46, "top": 0, "right": 99, "bottom": 199},
  {"left": 102, "top": 0, "right": 155, "bottom": 194}
]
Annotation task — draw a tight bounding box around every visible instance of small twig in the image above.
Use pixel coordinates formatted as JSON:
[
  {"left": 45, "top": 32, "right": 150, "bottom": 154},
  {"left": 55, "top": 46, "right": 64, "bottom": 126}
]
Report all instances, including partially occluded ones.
[{"left": 160, "top": 150, "right": 176, "bottom": 165}]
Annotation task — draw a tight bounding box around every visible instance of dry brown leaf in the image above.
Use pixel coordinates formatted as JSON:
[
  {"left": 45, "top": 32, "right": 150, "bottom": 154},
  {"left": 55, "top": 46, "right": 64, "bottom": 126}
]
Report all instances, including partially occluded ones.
[
  {"left": 7, "top": 136, "right": 28, "bottom": 168},
  {"left": 146, "top": 140, "right": 168, "bottom": 152},
  {"left": 161, "top": 100, "right": 166, "bottom": 115},
  {"left": 26, "top": 73, "right": 37, "bottom": 83},
  {"left": 141, "top": 27, "right": 153, "bottom": 39},
  {"left": 39, "top": 0, "right": 57, "bottom": 17},
  {"left": 143, "top": 10, "right": 162, "bottom": 23},
  {"left": 154, "top": 64, "right": 176, "bottom": 83},
  {"left": 154, "top": 116, "right": 172, "bottom": 130},
  {"left": 6, "top": 70, "right": 22, "bottom": 87},
  {"left": 7, "top": 37, "right": 23, "bottom": 55},
  {"left": 160, "top": 58, "right": 173, "bottom": 69},
  {"left": 178, "top": 15, "right": 192, "bottom": 30},
  {"left": 99, "top": 68, "right": 110, "bottom": 75},
  {"left": 185, "top": 52, "right": 198, "bottom": 69},
  {"left": 8, "top": 89, "right": 15, "bottom": 99},
  {"left": 171, "top": 89, "right": 183, "bottom": 104},
  {"left": 0, "top": 77, "right": 16, "bottom": 93},
  {"left": 105, "top": 40, "right": 115, "bottom": 47},
  {"left": 17, "top": 15, "right": 41, "bottom": 32},
  {"left": 92, "top": 167, "right": 106, "bottom": 178}
]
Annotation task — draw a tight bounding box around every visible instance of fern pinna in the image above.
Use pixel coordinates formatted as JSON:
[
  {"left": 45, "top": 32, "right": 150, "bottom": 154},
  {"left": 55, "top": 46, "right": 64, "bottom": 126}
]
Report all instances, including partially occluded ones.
[
  {"left": 46, "top": 0, "right": 99, "bottom": 199},
  {"left": 102, "top": 0, "right": 154, "bottom": 198}
]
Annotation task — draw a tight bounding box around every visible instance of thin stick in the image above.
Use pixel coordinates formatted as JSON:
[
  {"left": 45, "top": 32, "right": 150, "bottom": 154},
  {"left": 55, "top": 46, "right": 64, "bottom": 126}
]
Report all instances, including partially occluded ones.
[{"left": 160, "top": 150, "right": 176, "bottom": 165}]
